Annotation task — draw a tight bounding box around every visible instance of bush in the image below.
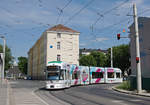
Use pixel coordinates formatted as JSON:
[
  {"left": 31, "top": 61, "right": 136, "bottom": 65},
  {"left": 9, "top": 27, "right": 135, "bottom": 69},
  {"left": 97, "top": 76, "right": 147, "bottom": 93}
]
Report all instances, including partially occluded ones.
[{"left": 116, "top": 81, "right": 132, "bottom": 91}]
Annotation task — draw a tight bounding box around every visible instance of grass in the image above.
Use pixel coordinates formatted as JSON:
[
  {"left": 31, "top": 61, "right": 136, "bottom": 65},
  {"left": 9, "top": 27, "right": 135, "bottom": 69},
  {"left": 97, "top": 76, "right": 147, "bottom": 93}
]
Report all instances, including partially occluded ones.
[{"left": 116, "top": 81, "right": 132, "bottom": 91}]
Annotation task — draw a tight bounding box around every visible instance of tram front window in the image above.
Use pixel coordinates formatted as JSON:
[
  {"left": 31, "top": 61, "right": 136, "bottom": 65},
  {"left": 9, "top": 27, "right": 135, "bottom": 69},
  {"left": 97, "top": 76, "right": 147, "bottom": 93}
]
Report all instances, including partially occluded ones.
[{"left": 47, "top": 71, "right": 64, "bottom": 80}]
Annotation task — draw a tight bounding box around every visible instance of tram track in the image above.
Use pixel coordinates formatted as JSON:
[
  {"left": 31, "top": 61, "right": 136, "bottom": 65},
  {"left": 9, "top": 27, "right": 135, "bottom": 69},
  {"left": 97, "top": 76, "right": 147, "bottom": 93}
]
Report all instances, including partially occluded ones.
[
  {"left": 48, "top": 85, "right": 150, "bottom": 105},
  {"left": 49, "top": 89, "right": 103, "bottom": 105},
  {"left": 35, "top": 84, "right": 150, "bottom": 105},
  {"left": 66, "top": 85, "right": 150, "bottom": 105}
]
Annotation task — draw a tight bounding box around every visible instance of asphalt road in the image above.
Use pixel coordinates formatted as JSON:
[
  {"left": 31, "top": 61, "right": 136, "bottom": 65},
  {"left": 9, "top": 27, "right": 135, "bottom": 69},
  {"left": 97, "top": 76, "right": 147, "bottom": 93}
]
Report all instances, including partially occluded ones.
[
  {"left": 37, "top": 84, "right": 150, "bottom": 105},
  {"left": 8, "top": 80, "right": 150, "bottom": 105}
]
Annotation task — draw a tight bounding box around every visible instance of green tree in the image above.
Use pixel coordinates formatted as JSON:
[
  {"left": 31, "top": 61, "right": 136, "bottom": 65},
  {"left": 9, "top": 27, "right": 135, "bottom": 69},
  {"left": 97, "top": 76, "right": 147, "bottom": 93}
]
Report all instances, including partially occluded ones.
[
  {"left": 18, "top": 57, "right": 28, "bottom": 74},
  {"left": 0, "top": 44, "right": 14, "bottom": 70},
  {"left": 105, "top": 44, "right": 130, "bottom": 75},
  {"left": 90, "top": 51, "right": 107, "bottom": 67},
  {"left": 79, "top": 55, "right": 96, "bottom": 66}
]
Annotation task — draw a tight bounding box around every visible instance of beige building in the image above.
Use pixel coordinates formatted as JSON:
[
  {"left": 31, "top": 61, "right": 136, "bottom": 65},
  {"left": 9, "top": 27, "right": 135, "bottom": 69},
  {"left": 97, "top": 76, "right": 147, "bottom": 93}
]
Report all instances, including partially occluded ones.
[
  {"left": 129, "top": 17, "right": 150, "bottom": 90},
  {"left": 28, "top": 24, "right": 80, "bottom": 79}
]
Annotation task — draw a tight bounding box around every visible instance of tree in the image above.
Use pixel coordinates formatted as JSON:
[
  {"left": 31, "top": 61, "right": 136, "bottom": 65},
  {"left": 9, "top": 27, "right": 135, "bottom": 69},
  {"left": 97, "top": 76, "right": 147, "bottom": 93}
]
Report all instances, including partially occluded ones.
[
  {"left": 90, "top": 51, "right": 107, "bottom": 67},
  {"left": 105, "top": 44, "right": 130, "bottom": 75},
  {"left": 18, "top": 57, "right": 28, "bottom": 74},
  {"left": 0, "top": 44, "right": 14, "bottom": 70},
  {"left": 79, "top": 55, "right": 96, "bottom": 66}
]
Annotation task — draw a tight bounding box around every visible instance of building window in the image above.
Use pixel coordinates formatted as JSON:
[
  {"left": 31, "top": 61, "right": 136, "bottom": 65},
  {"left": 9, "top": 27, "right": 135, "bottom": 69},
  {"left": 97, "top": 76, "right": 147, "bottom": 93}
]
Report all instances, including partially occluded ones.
[
  {"left": 57, "top": 33, "right": 61, "bottom": 38},
  {"left": 57, "top": 42, "right": 60, "bottom": 50},
  {"left": 57, "top": 55, "right": 61, "bottom": 61}
]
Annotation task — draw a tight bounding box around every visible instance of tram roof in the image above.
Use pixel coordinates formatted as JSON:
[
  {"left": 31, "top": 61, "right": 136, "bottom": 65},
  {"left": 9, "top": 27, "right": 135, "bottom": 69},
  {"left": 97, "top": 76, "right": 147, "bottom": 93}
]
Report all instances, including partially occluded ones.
[{"left": 48, "top": 61, "right": 63, "bottom": 64}]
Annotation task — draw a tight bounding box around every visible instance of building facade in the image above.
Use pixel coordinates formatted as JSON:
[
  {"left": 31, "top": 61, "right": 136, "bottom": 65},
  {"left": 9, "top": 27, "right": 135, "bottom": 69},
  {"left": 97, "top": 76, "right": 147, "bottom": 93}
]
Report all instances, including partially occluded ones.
[
  {"left": 129, "top": 17, "right": 150, "bottom": 90},
  {"left": 28, "top": 24, "right": 80, "bottom": 79}
]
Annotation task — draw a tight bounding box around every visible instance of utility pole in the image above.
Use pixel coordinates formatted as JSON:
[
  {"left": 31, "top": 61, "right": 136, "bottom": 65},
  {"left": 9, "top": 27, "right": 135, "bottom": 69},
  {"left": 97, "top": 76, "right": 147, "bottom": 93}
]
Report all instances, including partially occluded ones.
[
  {"left": 0, "top": 36, "right": 6, "bottom": 81},
  {"left": 111, "top": 47, "right": 113, "bottom": 67},
  {"left": 133, "top": 4, "right": 142, "bottom": 93}
]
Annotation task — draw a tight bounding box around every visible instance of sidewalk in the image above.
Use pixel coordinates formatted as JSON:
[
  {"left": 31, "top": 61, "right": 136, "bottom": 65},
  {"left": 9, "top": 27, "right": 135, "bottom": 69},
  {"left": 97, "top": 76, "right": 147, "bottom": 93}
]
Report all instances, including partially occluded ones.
[
  {"left": 112, "top": 86, "right": 150, "bottom": 97},
  {"left": 0, "top": 80, "right": 8, "bottom": 105},
  {"left": 6, "top": 80, "right": 70, "bottom": 105},
  {"left": 8, "top": 81, "right": 49, "bottom": 105}
]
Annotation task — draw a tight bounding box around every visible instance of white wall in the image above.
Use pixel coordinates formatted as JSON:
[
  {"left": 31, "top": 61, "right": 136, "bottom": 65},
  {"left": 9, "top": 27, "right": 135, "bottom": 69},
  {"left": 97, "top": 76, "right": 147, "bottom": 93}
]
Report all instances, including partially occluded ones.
[{"left": 46, "top": 31, "right": 79, "bottom": 65}]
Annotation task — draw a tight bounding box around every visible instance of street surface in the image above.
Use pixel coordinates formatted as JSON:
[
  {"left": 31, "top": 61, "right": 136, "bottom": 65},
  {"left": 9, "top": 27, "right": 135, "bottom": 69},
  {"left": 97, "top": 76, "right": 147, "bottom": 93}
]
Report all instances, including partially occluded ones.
[
  {"left": 38, "top": 84, "right": 150, "bottom": 105},
  {"left": 6, "top": 80, "right": 150, "bottom": 105}
]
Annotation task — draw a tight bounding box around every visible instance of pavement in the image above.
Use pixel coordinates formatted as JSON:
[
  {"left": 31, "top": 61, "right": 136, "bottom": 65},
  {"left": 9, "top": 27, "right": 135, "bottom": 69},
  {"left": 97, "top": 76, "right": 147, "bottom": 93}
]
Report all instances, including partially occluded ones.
[
  {"left": 0, "top": 80, "right": 70, "bottom": 105},
  {"left": 112, "top": 86, "right": 150, "bottom": 97},
  {"left": 0, "top": 79, "right": 8, "bottom": 105},
  {"left": 48, "top": 84, "right": 150, "bottom": 105},
  {"left": 1, "top": 80, "right": 150, "bottom": 105}
]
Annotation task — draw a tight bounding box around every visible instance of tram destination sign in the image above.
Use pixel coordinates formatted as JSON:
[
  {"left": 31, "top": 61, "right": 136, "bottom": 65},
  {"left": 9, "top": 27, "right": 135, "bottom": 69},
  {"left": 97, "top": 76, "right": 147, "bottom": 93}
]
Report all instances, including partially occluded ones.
[{"left": 47, "top": 66, "right": 60, "bottom": 71}]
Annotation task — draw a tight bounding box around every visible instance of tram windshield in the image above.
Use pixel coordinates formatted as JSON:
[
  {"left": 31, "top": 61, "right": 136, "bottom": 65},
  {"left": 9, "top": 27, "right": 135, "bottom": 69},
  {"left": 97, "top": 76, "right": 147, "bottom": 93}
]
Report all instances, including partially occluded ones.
[{"left": 47, "top": 66, "right": 64, "bottom": 80}]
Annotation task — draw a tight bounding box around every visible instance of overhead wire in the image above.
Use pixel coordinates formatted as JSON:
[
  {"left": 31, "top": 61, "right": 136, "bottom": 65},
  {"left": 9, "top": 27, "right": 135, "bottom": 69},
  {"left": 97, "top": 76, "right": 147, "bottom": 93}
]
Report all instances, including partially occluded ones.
[
  {"left": 91, "top": 2, "right": 133, "bottom": 48},
  {"left": 64, "top": 0, "right": 95, "bottom": 25},
  {"left": 56, "top": 0, "right": 72, "bottom": 24},
  {"left": 92, "top": 0, "right": 130, "bottom": 27},
  {"left": 138, "top": 8, "right": 150, "bottom": 15}
]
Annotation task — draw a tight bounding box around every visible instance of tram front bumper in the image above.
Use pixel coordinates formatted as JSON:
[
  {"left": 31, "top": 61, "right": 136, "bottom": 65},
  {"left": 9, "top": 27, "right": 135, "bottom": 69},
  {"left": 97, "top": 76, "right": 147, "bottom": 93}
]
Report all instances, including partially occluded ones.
[{"left": 46, "top": 83, "right": 65, "bottom": 89}]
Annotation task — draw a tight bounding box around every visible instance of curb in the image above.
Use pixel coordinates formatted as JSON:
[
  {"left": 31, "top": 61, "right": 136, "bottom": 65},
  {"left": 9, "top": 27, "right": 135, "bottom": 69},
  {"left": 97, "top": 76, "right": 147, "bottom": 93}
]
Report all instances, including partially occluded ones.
[{"left": 112, "top": 86, "right": 150, "bottom": 97}]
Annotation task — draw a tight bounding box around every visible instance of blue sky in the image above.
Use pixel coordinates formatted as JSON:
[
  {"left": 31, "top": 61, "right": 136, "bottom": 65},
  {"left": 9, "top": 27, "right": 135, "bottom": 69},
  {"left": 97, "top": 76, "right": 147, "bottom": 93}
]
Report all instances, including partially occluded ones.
[{"left": 0, "top": 0, "right": 150, "bottom": 60}]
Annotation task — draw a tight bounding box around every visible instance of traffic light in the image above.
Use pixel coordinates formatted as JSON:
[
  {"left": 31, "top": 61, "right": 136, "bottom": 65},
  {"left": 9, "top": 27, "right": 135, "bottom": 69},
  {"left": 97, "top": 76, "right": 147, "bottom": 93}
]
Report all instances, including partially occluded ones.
[
  {"left": 123, "top": 29, "right": 125, "bottom": 32},
  {"left": 117, "top": 34, "right": 120, "bottom": 40},
  {"left": 136, "top": 57, "right": 139, "bottom": 63}
]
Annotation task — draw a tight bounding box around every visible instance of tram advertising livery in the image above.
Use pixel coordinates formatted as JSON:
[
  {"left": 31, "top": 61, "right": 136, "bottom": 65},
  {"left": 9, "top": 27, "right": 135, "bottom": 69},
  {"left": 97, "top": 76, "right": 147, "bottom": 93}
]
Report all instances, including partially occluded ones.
[{"left": 45, "top": 61, "right": 122, "bottom": 89}]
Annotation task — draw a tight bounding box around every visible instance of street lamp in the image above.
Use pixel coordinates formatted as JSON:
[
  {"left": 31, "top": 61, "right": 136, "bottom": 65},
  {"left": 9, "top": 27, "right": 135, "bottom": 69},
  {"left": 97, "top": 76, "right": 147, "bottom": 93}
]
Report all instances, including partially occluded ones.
[{"left": 0, "top": 36, "right": 6, "bottom": 80}]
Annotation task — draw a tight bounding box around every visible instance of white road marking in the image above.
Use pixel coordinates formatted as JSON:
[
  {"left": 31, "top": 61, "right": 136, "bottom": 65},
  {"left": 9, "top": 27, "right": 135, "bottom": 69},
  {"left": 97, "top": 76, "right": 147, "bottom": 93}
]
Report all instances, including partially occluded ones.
[
  {"left": 112, "top": 100, "right": 123, "bottom": 103},
  {"left": 112, "top": 100, "right": 129, "bottom": 105},
  {"left": 130, "top": 99, "right": 142, "bottom": 102}
]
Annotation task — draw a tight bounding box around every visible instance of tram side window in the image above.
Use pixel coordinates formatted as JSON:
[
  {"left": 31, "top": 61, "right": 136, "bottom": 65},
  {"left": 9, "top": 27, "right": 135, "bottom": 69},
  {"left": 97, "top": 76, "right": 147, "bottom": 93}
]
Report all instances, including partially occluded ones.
[
  {"left": 108, "top": 72, "right": 114, "bottom": 78},
  {"left": 92, "top": 72, "right": 103, "bottom": 78},
  {"left": 116, "top": 72, "right": 121, "bottom": 78},
  {"left": 72, "top": 71, "right": 80, "bottom": 79}
]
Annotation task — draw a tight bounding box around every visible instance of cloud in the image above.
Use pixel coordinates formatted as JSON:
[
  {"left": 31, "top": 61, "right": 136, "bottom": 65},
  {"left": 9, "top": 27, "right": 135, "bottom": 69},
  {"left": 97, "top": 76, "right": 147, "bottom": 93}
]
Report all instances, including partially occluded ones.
[
  {"left": 80, "top": 43, "right": 87, "bottom": 46},
  {"left": 92, "top": 37, "right": 109, "bottom": 42}
]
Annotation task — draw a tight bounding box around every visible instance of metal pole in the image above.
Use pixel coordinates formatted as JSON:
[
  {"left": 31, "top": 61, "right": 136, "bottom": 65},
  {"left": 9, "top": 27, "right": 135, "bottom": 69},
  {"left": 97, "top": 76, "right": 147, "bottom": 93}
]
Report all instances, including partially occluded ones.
[
  {"left": 133, "top": 4, "right": 142, "bottom": 93},
  {"left": 0, "top": 36, "right": 5, "bottom": 81},
  {"left": 111, "top": 47, "right": 113, "bottom": 67},
  {"left": 2, "top": 38, "right": 5, "bottom": 80}
]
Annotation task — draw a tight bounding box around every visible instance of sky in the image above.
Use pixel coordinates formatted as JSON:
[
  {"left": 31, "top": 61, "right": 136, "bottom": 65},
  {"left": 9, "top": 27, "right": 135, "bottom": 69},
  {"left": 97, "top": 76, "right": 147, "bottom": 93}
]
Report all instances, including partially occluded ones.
[{"left": 0, "top": 0, "right": 150, "bottom": 61}]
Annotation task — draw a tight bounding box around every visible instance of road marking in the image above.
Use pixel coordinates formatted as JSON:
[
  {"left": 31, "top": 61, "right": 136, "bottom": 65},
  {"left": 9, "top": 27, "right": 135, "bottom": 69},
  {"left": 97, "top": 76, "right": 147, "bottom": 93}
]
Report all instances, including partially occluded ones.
[
  {"left": 112, "top": 100, "right": 123, "bottom": 103},
  {"left": 112, "top": 100, "right": 129, "bottom": 105},
  {"left": 130, "top": 99, "right": 142, "bottom": 102}
]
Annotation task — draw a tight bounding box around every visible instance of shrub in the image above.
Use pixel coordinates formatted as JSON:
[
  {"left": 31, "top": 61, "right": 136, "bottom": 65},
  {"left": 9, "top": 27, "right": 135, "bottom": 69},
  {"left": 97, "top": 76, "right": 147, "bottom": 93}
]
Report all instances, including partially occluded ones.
[{"left": 116, "top": 81, "right": 132, "bottom": 91}]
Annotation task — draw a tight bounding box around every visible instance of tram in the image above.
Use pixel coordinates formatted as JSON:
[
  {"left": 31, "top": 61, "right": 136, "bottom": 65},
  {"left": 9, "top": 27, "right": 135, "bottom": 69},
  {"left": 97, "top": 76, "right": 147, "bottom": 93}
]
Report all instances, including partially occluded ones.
[
  {"left": 45, "top": 61, "right": 71, "bottom": 89},
  {"left": 45, "top": 61, "right": 122, "bottom": 89}
]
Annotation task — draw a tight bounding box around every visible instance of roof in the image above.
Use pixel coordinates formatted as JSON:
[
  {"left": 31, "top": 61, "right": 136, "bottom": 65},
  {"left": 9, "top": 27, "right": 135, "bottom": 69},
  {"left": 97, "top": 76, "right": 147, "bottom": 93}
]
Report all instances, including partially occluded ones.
[{"left": 47, "top": 24, "right": 80, "bottom": 33}]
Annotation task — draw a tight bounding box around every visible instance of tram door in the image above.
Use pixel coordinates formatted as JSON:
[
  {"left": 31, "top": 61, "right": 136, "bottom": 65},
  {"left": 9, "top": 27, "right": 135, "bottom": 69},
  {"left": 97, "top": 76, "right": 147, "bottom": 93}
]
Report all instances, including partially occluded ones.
[{"left": 65, "top": 69, "right": 71, "bottom": 87}]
